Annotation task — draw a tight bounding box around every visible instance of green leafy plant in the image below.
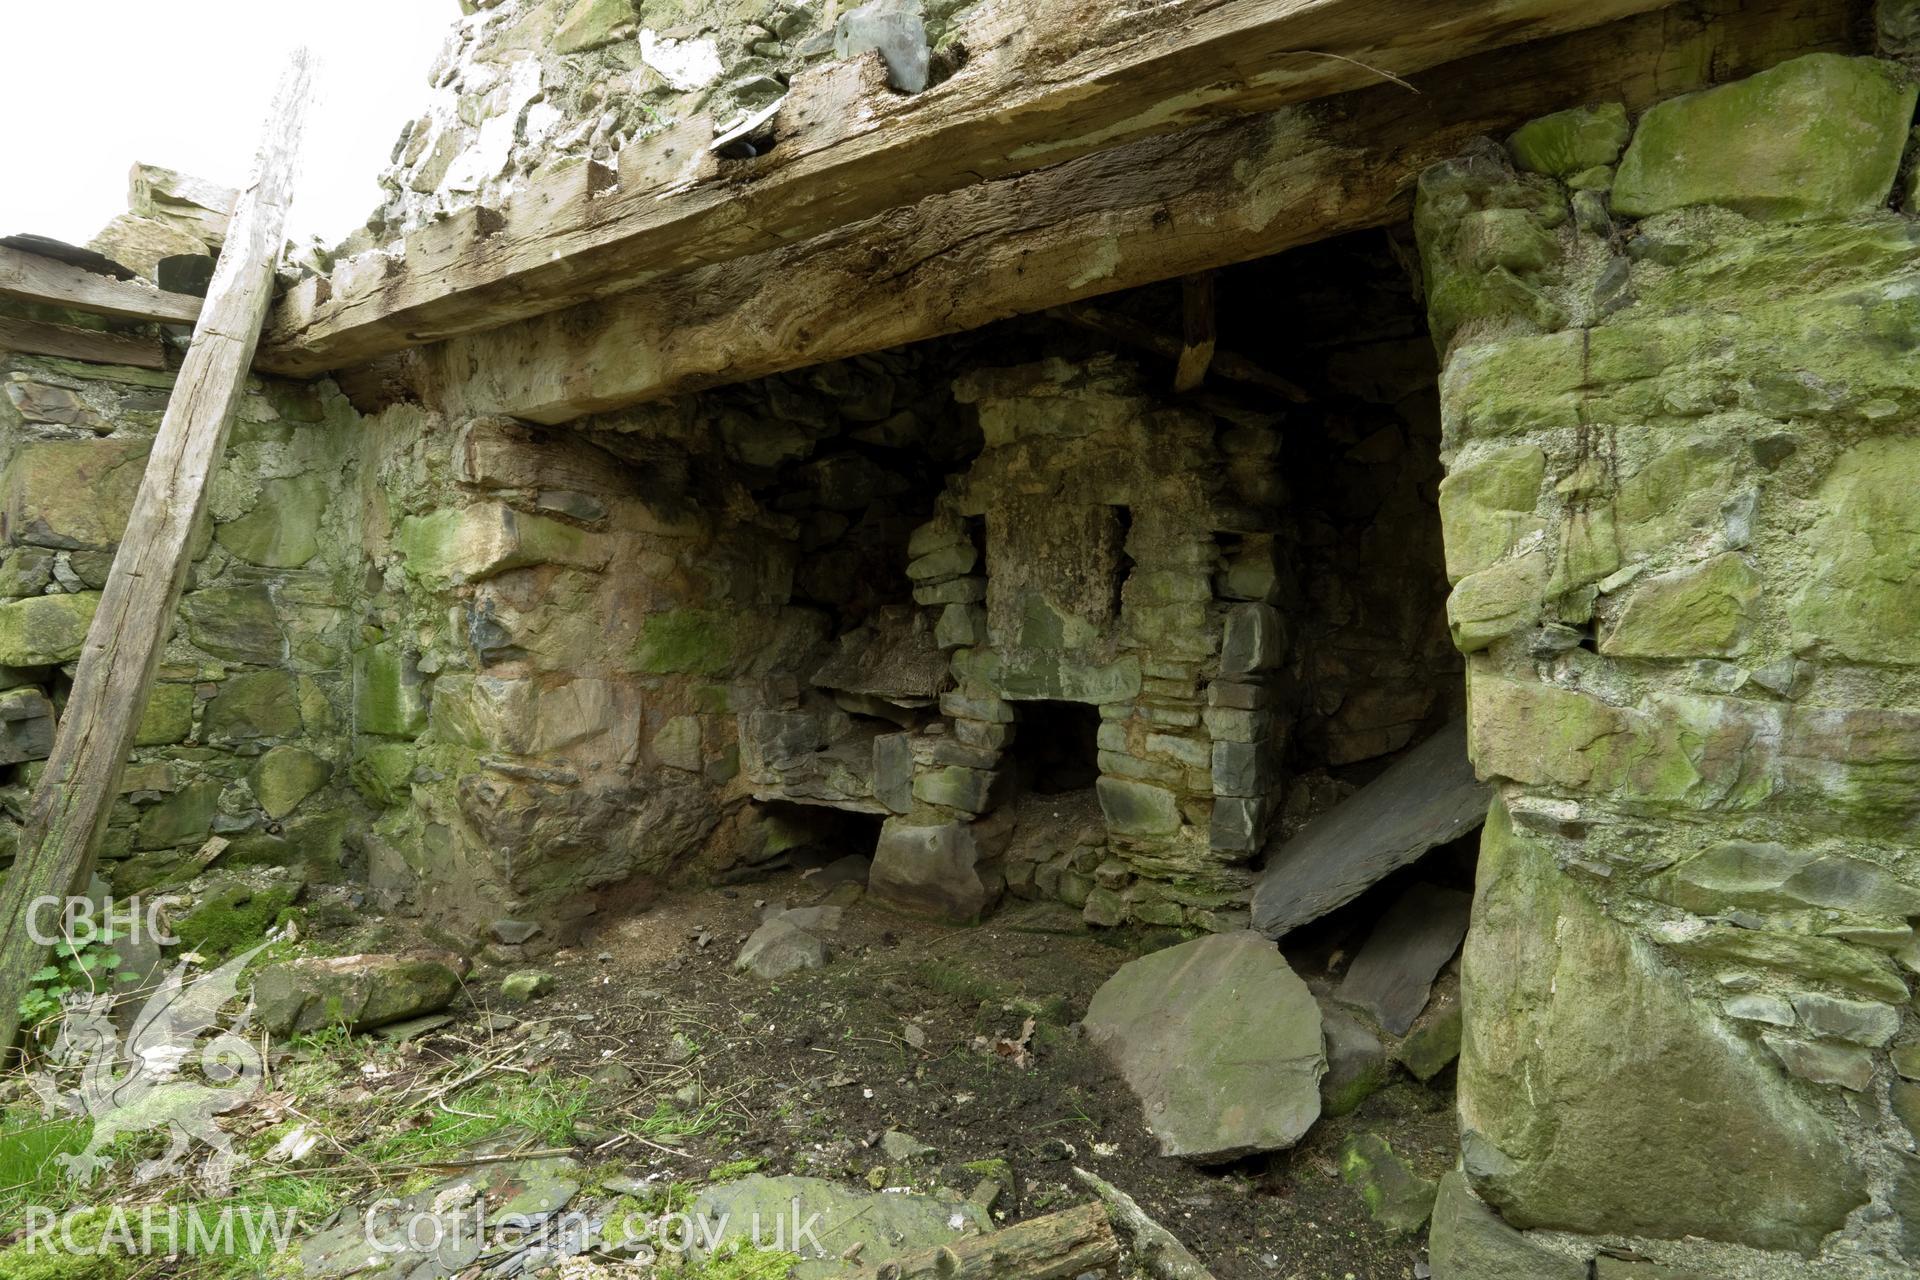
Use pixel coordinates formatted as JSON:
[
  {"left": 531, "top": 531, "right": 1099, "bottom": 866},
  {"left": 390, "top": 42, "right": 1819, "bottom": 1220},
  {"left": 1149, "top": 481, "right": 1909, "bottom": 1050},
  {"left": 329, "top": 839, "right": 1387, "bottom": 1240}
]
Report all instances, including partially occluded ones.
[{"left": 18, "top": 914, "right": 125, "bottom": 1040}]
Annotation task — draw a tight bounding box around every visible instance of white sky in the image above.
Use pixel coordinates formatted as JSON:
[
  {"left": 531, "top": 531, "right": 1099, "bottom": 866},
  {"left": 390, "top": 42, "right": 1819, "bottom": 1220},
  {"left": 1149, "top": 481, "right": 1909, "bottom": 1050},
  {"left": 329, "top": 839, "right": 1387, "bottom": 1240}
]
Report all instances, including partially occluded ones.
[{"left": 1, "top": 2, "right": 459, "bottom": 247}]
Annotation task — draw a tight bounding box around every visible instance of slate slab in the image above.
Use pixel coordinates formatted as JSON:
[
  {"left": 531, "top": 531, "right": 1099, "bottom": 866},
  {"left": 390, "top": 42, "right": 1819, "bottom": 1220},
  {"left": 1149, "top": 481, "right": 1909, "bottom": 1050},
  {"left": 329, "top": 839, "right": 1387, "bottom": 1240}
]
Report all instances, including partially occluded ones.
[
  {"left": 1252, "top": 717, "right": 1489, "bottom": 937},
  {"left": 1334, "top": 882, "right": 1474, "bottom": 1036}
]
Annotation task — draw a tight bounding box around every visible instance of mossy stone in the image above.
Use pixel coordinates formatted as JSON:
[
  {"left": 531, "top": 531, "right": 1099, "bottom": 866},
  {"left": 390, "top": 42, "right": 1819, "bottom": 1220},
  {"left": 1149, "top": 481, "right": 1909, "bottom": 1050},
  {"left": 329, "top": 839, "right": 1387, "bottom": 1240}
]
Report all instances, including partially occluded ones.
[
  {"left": 134, "top": 682, "right": 195, "bottom": 746},
  {"left": 350, "top": 741, "right": 417, "bottom": 806},
  {"left": 135, "top": 778, "right": 220, "bottom": 849},
  {"left": 1447, "top": 551, "right": 1549, "bottom": 652},
  {"left": 215, "top": 472, "right": 328, "bottom": 568},
  {"left": 1, "top": 438, "right": 148, "bottom": 550},
  {"left": 1438, "top": 445, "right": 1545, "bottom": 582},
  {"left": 1613, "top": 54, "right": 1918, "bottom": 220},
  {"left": 204, "top": 669, "right": 303, "bottom": 741},
  {"left": 1507, "top": 103, "right": 1629, "bottom": 178},
  {"left": 554, "top": 0, "right": 633, "bottom": 51},
  {"left": 356, "top": 641, "right": 429, "bottom": 738},
  {"left": 175, "top": 878, "right": 301, "bottom": 959},
  {"left": 1791, "top": 438, "right": 1920, "bottom": 663},
  {"left": 1094, "top": 776, "right": 1181, "bottom": 837},
  {"left": 250, "top": 745, "right": 332, "bottom": 819},
  {"left": 1601, "top": 553, "right": 1761, "bottom": 658},
  {"left": 629, "top": 607, "right": 733, "bottom": 676},
  {"left": 181, "top": 583, "right": 284, "bottom": 664},
  {"left": 0, "top": 547, "right": 54, "bottom": 597},
  {"left": 1338, "top": 1133, "right": 1438, "bottom": 1235},
  {"left": 396, "top": 501, "right": 602, "bottom": 586},
  {"left": 1461, "top": 802, "right": 1866, "bottom": 1250},
  {"left": 0, "top": 592, "right": 100, "bottom": 666}
]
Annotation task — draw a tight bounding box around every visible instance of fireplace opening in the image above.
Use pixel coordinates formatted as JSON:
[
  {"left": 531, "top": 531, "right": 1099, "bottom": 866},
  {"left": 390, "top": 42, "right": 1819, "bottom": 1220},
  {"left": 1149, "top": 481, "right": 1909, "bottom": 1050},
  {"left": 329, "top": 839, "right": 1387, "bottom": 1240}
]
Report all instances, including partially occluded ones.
[{"left": 1008, "top": 700, "right": 1103, "bottom": 795}]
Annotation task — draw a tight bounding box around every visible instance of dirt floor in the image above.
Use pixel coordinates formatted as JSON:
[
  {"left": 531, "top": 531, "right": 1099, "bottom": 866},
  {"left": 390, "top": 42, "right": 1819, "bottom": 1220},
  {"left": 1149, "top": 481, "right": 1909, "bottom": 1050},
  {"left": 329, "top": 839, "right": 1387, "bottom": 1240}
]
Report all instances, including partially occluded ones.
[
  {"left": 509, "top": 868, "right": 1457, "bottom": 1280},
  {"left": 0, "top": 866, "right": 1459, "bottom": 1280}
]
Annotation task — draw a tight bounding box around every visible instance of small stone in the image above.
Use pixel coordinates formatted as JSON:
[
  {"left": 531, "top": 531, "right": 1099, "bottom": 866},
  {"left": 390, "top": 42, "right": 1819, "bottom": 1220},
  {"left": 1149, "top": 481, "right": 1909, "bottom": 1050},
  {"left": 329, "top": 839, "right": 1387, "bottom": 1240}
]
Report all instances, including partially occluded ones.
[
  {"left": 253, "top": 952, "right": 465, "bottom": 1037},
  {"left": 1319, "top": 1007, "right": 1389, "bottom": 1118},
  {"left": 735, "top": 915, "right": 829, "bottom": 979},
  {"left": 1789, "top": 992, "right": 1901, "bottom": 1047},
  {"left": 0, "top": 592, "right": 100, "bottom": 666},
  {"left": 1761, "top": 1032, "right": 1875, "bottom": 1091},
  {"left": 1426, "top": 1171, "right": 1586, "bottom": 1280},
  {"left": 880, "top": 1129, "right": 936, "bottom": 1162},
  {"left": 489, "top": 918, "right": 542, "bottom": 946},
  {"left": 1338, "top": 1133, "right": 1439, "bottom": 1235},
  {"left": 835, "top": 0, "right": 930, "bottom": 93},
  {"left": 1506, "top": 103, "right": 1630, "bottom": 177},
  {"left": 500, "top": 969, "right": 555, "bottom": 1003}
]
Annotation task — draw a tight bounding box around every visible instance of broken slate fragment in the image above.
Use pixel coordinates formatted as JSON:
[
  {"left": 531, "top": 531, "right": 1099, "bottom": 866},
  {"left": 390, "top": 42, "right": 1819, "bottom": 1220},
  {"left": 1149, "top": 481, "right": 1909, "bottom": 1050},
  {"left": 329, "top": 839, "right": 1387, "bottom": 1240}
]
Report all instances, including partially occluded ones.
[
  {"left": 1084, "top": 931, "right": 1324, "bottom": 1161},
  {"left": 1333, "top": 883, "right": 1473, "bottom": 1036}
]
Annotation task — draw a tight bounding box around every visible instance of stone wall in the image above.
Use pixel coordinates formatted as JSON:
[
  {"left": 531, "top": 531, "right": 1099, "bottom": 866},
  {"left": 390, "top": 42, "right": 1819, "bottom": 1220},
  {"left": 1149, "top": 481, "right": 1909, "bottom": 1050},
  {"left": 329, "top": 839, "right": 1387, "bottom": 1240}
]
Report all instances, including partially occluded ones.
[
  {"left": 347, "top": 345, "right": 988, "bottom": 944},
  {"left": 1416, "top": 52, "right": 1920, "bottom": 1277},
  {"left": 0, "top": 334, "right": 364, "bottom": 901}
]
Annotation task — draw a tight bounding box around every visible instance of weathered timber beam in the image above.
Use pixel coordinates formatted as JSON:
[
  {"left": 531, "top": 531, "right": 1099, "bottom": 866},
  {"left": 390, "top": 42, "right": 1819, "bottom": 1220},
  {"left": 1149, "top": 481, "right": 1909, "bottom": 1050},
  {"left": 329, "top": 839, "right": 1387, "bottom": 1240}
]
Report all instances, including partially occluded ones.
[
  {"left": 1173, "top": 274, "right": 1218, "bottom": 394},
  {"left": 837, "top": 1203, "right": 1120, "bottom": 1280},
  {"left": 0, "top": 52, "right": 312, "bottom": 1056},
  {"left": 0, "top": 315, "right": 168, "bottom": 369},
  {"left": 412, "top": 0, "right": 1859, "bottom": 425},
  {"left": 256, "top": 0, "right": 1687, "bottom": 375},
  {"left": 0, "top": 244, "right": 203, "bottom": 326}
]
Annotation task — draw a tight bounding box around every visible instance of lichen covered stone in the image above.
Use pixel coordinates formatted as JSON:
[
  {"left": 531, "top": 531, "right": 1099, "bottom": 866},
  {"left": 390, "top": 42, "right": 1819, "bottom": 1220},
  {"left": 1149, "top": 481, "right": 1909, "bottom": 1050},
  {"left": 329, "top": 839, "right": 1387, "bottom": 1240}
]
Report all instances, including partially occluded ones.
[
  {"left": 1460, "top": 802, "right": 1866, "bottom": 1252},
  {"left": 1613, "top": 54, "right": 1918, "bottom": 221}
]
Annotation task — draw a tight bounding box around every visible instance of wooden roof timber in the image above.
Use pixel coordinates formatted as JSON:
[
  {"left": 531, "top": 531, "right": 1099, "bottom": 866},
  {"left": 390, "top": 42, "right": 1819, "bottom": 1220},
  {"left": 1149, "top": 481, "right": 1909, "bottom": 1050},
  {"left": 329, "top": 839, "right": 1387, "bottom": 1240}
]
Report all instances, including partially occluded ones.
[
  {"left": 392, "top": 0, "right": 1856, "bottom": 425},
  {"left": 0, "top": 244, "right": 203, "bottom": 327},
  {"left": 255, "top": 0, "right": 1690, "bottom": 378}
]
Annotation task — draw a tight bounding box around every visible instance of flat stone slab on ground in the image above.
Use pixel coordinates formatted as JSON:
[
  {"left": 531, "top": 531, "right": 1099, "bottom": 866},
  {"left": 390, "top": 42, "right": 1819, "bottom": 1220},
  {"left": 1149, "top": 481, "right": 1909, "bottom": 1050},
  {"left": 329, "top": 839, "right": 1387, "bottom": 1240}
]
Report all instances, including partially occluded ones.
[
  {"left": 1253, "top": 717, "right": 1489, "bottom": 937},
  {"left": 1333, "top": 882, "right": 1473, "bottom": 1035},
  {"left": 1084, "top": 931, "right": 1324, "bottom": 1162}
]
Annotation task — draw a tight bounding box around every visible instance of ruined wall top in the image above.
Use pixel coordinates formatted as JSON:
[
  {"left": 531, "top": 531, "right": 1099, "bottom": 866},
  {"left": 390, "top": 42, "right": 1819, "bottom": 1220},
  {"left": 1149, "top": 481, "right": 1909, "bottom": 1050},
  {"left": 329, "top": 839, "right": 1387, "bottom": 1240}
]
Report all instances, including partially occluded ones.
[{"left": 357, "top": 0, "right": 980, "bottom": 248}]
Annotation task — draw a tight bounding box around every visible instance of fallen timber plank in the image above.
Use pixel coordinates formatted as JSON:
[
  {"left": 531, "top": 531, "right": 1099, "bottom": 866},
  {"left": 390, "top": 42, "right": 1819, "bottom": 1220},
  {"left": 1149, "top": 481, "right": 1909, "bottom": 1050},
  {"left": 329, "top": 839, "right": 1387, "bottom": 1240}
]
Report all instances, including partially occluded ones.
[
  {"left": 0, "top": 244, "right": 203, "bottom": 326},
  {"left": 0, "top": 51, "right": 312, "bottom": 1056},
  {"left": 409, "top": 0, "right": 1856, "bottom": 424},
  {"left": 256, "top": 0, "right": 1687, "bottom": 375},
  {"left": 832, "top": 1202, "right": 1119, "bottom": 1280},
  {"left": 0, "top": 315, "right": 168, "bottom": 370}
]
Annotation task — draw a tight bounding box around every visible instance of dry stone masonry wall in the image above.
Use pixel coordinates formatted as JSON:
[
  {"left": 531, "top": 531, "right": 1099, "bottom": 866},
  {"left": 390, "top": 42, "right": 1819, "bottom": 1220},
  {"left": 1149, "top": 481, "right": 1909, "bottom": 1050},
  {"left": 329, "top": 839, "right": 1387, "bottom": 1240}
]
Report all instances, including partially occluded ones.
[
  {"left": 1416, "top": 51, "right": 1920, "bottom": 1278},
  {"left": 0, "top": 336, "right": 364, "bottom": 928}
]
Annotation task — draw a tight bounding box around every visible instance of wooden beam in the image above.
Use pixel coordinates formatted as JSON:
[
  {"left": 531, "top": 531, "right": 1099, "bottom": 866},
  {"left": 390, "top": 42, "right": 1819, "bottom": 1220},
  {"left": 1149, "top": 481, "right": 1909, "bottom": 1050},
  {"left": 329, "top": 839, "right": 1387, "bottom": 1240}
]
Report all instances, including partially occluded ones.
[
  {"left": 0, "top": 315, "right": 168, "bottom": 370},
  {"left": 0, "top": 245, "right": 203, "bottom": 326},
  {"left": 414, "top": 0, "right": 1856, "bottom": 425},
  {"left": 1173, "top": 274, "right": 1218, "bottom": 394},
  {"left": 257, "top": 0, "right": 1686, "bottom": 375},
  {"left": 838, "top": 1203, "right": 1119, "bottom": 1280},
  {"left": 0, "top": 51, "right": 312, "bottom": 1056}
]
